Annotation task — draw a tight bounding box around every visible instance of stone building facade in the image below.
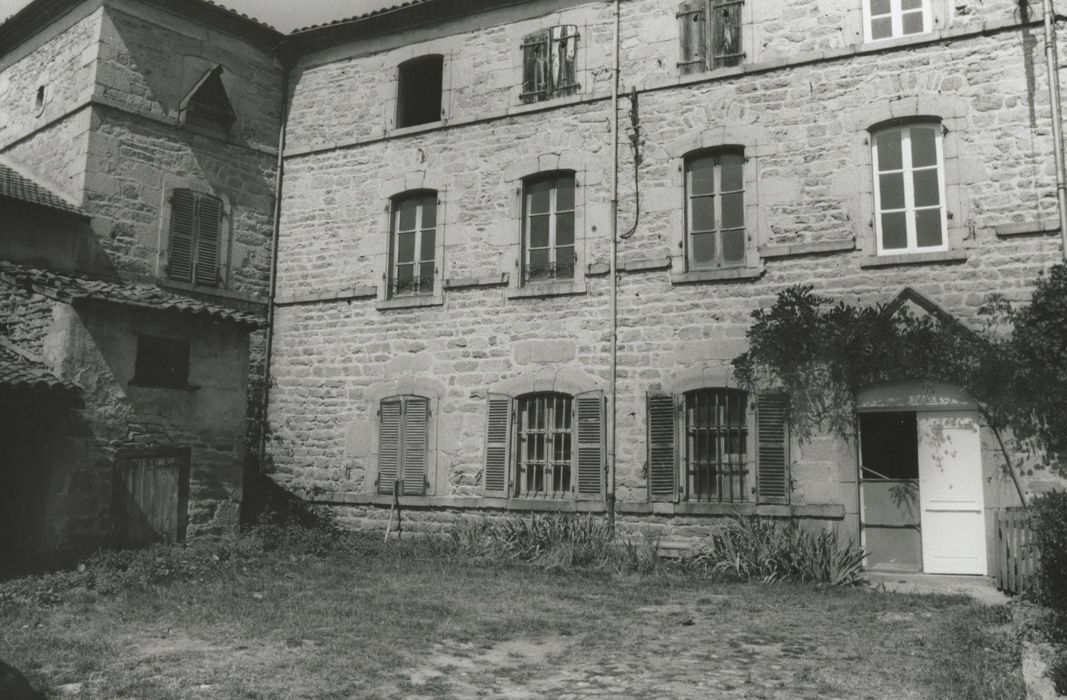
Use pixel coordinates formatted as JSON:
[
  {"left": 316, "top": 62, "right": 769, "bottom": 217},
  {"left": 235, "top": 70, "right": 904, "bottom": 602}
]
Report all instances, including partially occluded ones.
[
  {"left": 266, "top": 0, "right": 1066, "bottom": 573},
  {"left": 0, "top": 0, "right": 279, "bottom": 564}
]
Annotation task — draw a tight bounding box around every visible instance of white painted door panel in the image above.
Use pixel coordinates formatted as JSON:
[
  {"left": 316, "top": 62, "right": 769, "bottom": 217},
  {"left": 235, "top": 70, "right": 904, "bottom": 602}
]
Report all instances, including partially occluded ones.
[{"left": 917, "top": 410, "right": 986, "bottom": 575}]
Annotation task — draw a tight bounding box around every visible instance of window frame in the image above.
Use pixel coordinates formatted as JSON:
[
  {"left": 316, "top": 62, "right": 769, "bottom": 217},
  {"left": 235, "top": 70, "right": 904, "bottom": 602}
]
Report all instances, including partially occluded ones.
[
  {"left": 395, "top": 55, "right": 444, "bottom": 129},
  {"left": 520, "top": 25, "right": 580, "bottom": 104},
  {"left": 131, "top": 335, "right": 191, "bottom": 390},
  {"left": 521, "top": 172, "right": 577, "bottom": 286},
  {"left": 862, "top": 0, "right": 932, "bottom": 43},
  {"left": 871, "top": 122, "right": 948, "bottom": 255},
  {"left": 684, "top": 148, "right": 747, "bottom": 271},
  {"left": 388, "top": 190, "right": 438, "bottom": 298}
]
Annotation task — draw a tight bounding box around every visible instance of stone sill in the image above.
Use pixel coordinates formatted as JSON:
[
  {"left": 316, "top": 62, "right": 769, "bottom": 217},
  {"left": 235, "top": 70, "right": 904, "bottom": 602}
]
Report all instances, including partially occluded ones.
[
  {"left": 670, "top": 266, "right": 764, "bottom": 284},
  {"left": 376, "top": 294, "right": 444, "bottom": 311},
  {"left": 506, "top": 88, "right": 611, "bottom": 118},
  {"left": 506, "top": 280, "right": 587, "bottom": 299},
  {"left": 995, "top": 221, "right": 1059, "bottom": 238},
  {"left": 444, "top": 273, "right": 509, "bottom": 290},
  {"left": 617, "top": 502, "right": 845, "bottom": 519},
  {"left": 274, "top": 285, "right": 378, "bottom": 306},
  {"left": 859, "top": 250, "right": 969, "bottom": 268},
  {"left": 387, "top": 119, "right": 446, "bottom": 138},
  {"left": 762, "top": 239, "right": 856, "bottom": 259}
]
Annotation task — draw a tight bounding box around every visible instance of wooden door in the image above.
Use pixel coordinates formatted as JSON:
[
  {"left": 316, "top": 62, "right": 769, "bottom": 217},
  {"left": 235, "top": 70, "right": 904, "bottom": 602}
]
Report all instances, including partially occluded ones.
[{"left": 114, "top": 448, "right": 190, "bottom": 547}]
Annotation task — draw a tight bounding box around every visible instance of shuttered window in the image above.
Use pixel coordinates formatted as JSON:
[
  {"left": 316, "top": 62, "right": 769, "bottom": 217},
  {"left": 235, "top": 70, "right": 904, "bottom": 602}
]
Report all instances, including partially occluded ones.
[
  {"left": 378, "top": 395, "right": 430, "bottom": 496},
  {"left": 521, "top": 25, "right": 579, "bottom": 103},
  {"left": 522, "top": 172, "right": 576, "bottom": 284},
  {"left": 483, "top": 391, "right": 604, "bottom": 499},
  {"left": 864, "top": 0, "right": 930, "bottom": 42},
  {"left": 167, "top": 189, "right": 222, "bottom": 287},
  {"left": 677, "top": 1, "right": 744, "bottom": 74},
  {"left": 685, "top": 149, "right": 746, "bottom": 270},
  {"left": 872, "top": 123, "right": 947, "bottom": 254},
  {"left": 646, "top": 389, "right": 789, "bottom": 504},
  {"left": 390, "top": 191, "right": 437, "bottom": 296}
]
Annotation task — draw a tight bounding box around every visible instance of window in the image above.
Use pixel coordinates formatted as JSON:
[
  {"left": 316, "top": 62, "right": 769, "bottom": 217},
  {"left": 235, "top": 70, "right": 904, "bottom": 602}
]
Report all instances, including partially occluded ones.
[
  {"left": 183, "top": 66, "right": 235, "bottom": 133},
  {"left": 522, "top": 173, "right": 575, "bottom": 284},
  {"left": 389, "top": 191, "right": 437, "bottom": 297},
  {"left": 647, "top": 390, "right": 788, "bottom": 503},
  {"left": 871, "top": 123, "right": 947, "bottom": 254},
  {"left": 859, "top": 412, "right": 918, "bottom": 480},
  {"left": 685, "top": 149, "right": 745, "bottom": 270},
  {"left": 396, "top": 55, "right": 443, "bottom": 128},
  {"left": 677, "top": 0, "right": 744, "bottom": 74},
  {"left": 132, "top": 335, "right": 190, "bottom": 389},
  {"left": 483, "top": 391, "right": 604, "bottom": 499},
  {"left": 864, "top": 0, "right": 930, "bottom": 42},
  {"left": 167, "top": 189, "right": 222, "bottom": 286},
  {"left": 378, "top": 395, "right": 430, "bottom": 495},
  {"left": 521, "top": 25, "right": 579, "bottom": 103}
]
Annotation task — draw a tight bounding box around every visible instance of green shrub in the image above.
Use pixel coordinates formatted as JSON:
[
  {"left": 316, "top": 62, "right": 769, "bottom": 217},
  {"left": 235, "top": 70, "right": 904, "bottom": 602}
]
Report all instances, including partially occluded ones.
[
  {"left": 687, "top": 516, "right": 865, "bottom": 586},
  {"left": 1032, "top": 491, "right": 1067, "bottom": 627}
]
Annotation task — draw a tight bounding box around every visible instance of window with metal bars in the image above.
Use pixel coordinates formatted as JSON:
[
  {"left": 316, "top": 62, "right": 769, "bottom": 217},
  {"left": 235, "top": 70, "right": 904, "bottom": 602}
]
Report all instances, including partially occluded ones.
[
  {"left": 522, "top": 172, "right": 575, "bottom": 284},
  {"left": 516, "top": 393, "right": 573, "bottom": 496},
  {"left": 521, "top": 25, "right": 579, "bottom": 103},
  {"left": 389, "top": 191, "right": 437, "bottom": 297},
  {"left": 871, "top": 122, "right": 947, "bottom": 254},
  {"left": 685, "top": 389, "right": 748, "bottom": 502},
  {"left": 685, "top": 149, "right": 746, "bottom": 270},
  {"left": 677, "top": 0, "right": 745, "bottom": 74},
  {"left": 167, "top": 189, "right": 222, "bottom": 287},
  {"left": 378, "top": 395, "right": 429, "bottom": 496},
  {"left": 864, "top": 0, "right": 930, "bottom": 42}
]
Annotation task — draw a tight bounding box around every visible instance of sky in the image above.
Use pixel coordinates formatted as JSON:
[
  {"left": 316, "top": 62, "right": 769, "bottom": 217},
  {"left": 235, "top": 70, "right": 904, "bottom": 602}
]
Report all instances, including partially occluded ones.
[{"left": 0, "top": 0, "right": 394, "bottom": 32}]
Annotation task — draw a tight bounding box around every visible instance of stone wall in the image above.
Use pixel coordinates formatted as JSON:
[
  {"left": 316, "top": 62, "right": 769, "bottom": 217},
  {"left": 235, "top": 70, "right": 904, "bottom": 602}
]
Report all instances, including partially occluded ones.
[{"left": 268, "top": 0, "right": 1067, "bottom": 545}]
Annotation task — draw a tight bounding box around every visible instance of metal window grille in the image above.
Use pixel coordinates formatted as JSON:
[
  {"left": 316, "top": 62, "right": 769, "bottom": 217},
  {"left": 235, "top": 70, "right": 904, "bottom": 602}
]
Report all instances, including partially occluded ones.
[
  {"left": 685, "top": 389, "right": 748, "bottom": 502},
  {"left": 390, "top": 191, "right": 437, "bottom": 296},
  {"left": 516, "top": 393, "right": 572, "bottom": 496},
  {"left": 522, "top": 173, "right": 576, "bottom": 283}
]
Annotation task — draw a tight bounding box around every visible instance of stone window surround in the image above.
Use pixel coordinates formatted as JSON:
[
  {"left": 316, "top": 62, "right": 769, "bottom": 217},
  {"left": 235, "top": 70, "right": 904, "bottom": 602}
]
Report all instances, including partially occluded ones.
[
  {"left": 846, "top": 95, "right": 970, "bottom": 263},
  {"left": 503, "top": 152, "right": 594, "bottom": 299},
  {"left": 374, "top": 173, "right": 448, "bottom": 310},
  {"left": 155, "top": 178, "right": 234, "bottom": 290},
  {"left": 384, "top": 44, "right": 454, "bottom": 133},
  {"left": 664, "top": 127, "right": 767, "bottom": 283},
  {"left": 365, "top": 376, "right": 444, "bottom": 498}
]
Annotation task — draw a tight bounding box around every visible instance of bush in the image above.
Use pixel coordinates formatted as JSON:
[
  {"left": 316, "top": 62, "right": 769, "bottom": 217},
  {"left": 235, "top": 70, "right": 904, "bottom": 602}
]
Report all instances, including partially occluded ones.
[
  {"left": 687, "top": 516, "right": 865, "bottom": 586},
  {"left": 1032, "top": 491, "right": 1067, "bottom": 622}
]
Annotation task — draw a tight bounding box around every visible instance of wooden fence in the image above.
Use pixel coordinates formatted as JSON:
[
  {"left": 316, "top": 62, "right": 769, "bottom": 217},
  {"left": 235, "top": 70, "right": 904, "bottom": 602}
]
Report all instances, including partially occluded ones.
[{"left": 994, "top": 508, "right": 1038, "bottom": 595}]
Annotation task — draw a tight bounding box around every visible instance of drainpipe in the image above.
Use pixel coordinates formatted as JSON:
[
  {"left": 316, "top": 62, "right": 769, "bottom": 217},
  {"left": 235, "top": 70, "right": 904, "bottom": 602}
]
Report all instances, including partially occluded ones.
[
  {"left": 607, "top": 0, "right": 621, "bottom": 528},
  {"left": 1041, "top": 0, "right": 1067, "bottom": 257}
]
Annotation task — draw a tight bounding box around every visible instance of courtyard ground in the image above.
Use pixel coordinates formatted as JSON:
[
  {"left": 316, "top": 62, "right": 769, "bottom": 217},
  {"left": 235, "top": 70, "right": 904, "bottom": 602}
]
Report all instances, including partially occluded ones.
[{"left": 0, "top": 531, "right": 1024, "bottom": 699}]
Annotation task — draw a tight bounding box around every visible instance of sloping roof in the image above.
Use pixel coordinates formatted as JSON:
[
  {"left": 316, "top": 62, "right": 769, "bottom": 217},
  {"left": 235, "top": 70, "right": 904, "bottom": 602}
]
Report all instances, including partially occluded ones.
[
  {"left": 0, "top": 162, "right": 89, "bottom": 219},
  {"left": 0, "top": 345, "right": 81, "bottom": 402},
  {"left": 0, "top": 260, "right": 266, "bottom": 327}
]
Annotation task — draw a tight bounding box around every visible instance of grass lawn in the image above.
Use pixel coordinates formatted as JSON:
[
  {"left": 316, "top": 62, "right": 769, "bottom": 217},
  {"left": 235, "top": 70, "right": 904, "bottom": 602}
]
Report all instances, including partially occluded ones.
[{"left": 0, "top": 532, "right": 1024, "bottom": 699}]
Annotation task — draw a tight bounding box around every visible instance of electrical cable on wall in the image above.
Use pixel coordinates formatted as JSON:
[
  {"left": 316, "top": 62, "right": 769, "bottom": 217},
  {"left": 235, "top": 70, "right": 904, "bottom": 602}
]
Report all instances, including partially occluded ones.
[{"left": 620, "top": 87, "right": 642, "bottom": 240}]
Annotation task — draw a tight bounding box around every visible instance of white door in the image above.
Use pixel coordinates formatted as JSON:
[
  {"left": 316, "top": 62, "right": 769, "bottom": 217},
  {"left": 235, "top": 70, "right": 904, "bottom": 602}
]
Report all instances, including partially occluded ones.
[{"left": 917, "top": 410, "right": 987, "bottom": 575}]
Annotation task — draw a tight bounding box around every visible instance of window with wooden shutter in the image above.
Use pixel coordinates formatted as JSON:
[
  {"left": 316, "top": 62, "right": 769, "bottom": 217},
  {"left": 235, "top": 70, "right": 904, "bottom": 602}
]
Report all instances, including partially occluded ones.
[
  {"left": 709, "top": 0, "right": 744, "bottom": 68},
  {"left": 678, "top": 1, "right": 744, "bottom": 73},
  {"left": 521, "top": 26, "right": 579, "bottom": 104},
  {"left": 574, "top": 391, "right": 605, "bottom": 499},
  {"left": 647, "top": 392, "right": 679, "bottom": 501},
  {"left": 378, "top": 396, "right": 429, "bottom": 496},
  {"left": 166, "top": 189, "right": 223, "bottom": 287},
  {"left": 755, "top": 393, "right": 790, "bottom": 504},
  {"left": 677, "top": 1, "right": 706, "bottom": 74},
  {"left": 484, "top": 393, "right": 513, "bottom": 497}
]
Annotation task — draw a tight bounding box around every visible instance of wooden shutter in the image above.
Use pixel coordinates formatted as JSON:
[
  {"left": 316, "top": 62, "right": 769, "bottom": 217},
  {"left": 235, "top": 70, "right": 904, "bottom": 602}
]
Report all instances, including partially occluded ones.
[
  {"left": 402, "top": 397, "right": 429, "bottom": 496},
  {"left": 378, "top": 399, "right": 402, "bottom": 494},
  {"left": 647, "top": 392, "right": 679, "bottom": 501},
  {"left": 194, "top": 194, "right": 223, "bottom": 287},
  {"left": 521, "top": 29, "right": 550, "bottom": 103},
  {"left": 756, "top": 393, "right": 790, "bottom": 504},
  {"left": 167, "top": 190, "right": 196, "bottom": 282},
  {"left": 710, "top": 0, "right": 744, "bottom": 68},
  {"left": 677, "top": 0, "right": 707, "bottom": 74},
  {"left": 573, "top": 390, "right": 604, "bottom": 499},
  {"left": 484, "top": 393, "right": 513, "bottom": 497}
]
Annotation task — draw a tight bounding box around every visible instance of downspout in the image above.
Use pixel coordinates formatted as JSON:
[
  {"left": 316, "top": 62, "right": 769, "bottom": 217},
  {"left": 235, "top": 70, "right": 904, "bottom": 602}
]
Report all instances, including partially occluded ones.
[
  {"left": 607, "top": 0, "right": 621, "bottom": 527},
  {"left": 1041, "top": 0, "right": 1067, "bottom": 256},
  {"left": 257, "top": 59, "right": 290, "bottom": 481}
]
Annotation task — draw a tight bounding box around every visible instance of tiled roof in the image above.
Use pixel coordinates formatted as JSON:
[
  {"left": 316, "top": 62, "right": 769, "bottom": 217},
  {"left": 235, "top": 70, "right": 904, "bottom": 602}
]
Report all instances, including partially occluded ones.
[
  {"left": 0, "top": 162, "right": 89, "bottom": 218},
  {"left": 290, "top": 0, "right": 432, "bottom": 33},
  {"left": 0, "top": 345, "right": 81, "bottom": 401},
  {"left": 0, "top": 261, "right": 265, "bottom": 327}
]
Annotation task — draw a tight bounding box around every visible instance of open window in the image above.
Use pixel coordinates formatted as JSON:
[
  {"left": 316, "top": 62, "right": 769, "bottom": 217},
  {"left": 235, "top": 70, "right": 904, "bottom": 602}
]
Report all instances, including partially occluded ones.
[
  {"left": 180, "top": 66, "right": 235, "bottom": 134},
  {"left": 396, "top": 55, "right": 444, "bottom": 128}
]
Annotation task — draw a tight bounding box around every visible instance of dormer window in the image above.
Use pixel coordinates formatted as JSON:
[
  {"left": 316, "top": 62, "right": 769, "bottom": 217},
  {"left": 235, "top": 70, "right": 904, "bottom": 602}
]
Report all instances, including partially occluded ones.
[{"left": 181, "top": 66, "right": 236, "bottom": 134}]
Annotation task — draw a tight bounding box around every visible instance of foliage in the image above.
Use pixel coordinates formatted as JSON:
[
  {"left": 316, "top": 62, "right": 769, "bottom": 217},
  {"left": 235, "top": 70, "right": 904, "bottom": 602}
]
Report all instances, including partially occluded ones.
[
  {"left": 1031, "top": 491, "right": 1067, "bottom": 631},
  {"left": 686, "top": 516, "right": 866, "bottom": 586}
]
